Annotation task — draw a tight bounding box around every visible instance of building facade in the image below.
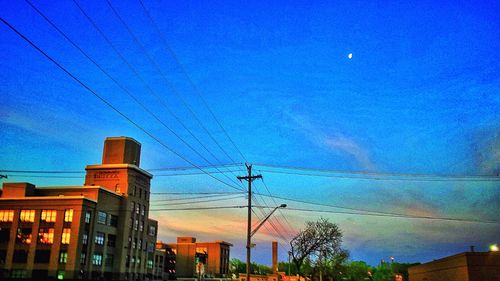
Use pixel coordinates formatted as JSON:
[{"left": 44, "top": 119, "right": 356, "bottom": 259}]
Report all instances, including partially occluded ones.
[
  {"left": 157, "top": 237, "right": 232, "bottom": 279},
  {"left": 408, "top": 251, "right": 500, "bottom": 281},
  {"left": 0, "top": 137, "right": 158, "bottom": 280}
]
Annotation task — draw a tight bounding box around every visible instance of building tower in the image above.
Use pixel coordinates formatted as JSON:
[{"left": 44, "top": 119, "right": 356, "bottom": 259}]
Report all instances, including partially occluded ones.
[{"left": 0, "top": 137, "right": 158, "bottom": 281}]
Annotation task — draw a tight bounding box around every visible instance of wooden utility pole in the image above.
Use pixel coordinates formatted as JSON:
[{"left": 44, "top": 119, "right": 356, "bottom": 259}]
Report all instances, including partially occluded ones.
[{"left": 237, "top": 164, "right": 262, "bottom": 281}]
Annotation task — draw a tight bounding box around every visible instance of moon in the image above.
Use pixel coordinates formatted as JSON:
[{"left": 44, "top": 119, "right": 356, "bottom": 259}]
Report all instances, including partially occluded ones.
[{"left": 348, "top": 53, "right": 353, "bottom": 59}]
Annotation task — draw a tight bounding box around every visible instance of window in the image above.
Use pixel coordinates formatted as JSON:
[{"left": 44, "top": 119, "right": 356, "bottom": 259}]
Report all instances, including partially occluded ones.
[
  {"left": 16, "top": 228, "right": 32, "bottom": 244},
  {"left": 82, "top": 233, "right": 88, "bottom": 245},
  {"left": 139, "top": 221, "right": 144, "bottom": 232},
  {"left": 136, "top": 257, "right": 141, "bottom": 265},
  {"left": 129, "top": 217, "right": 133, "bottom": 229},
  {"left": 0, "top": 210, "right": 14, "bottom": 222},
  {"left": 34, "top": 250, "right": 51, "bottom": 263},
  {"left": 64, "top": 209, "right": 73, "bottom": 222},
  {"left": 61, "top": 228, "right": 71, "bottom": 244},
  {"left": 105, "top": 254, "right": 114, "bottom": 266},
  {"left": 59, "top": 251, "right": 68, "bottom": 264},
  {"left": 126, "top": 255, "right": 130, "bottom": 267},
  {"left": 134, "top": 220, "right": 138, "bottom": 231},
  {"left": 38, "top": 228, "right": 54, "bottom": 244},
  {"left": 109, "top": 215, "right": 118, "bottom": 227},
  {"left": 11, "top": 269, "right": 27, "bottom": 278},
  {"left": 136, "top": 204, "right": 140, "bottom": 214},
  {"left": 132, "top": 238, "right": 136, "bottom": 249},
  {"left": 138, "top": 239, "right": 142, "bottom": 250},
  {"left": 95, "top": 232, "right": 105, "bottom": 245},
  {"left": 147, "top": 259, "right": 153, "bottom": 269},
  {"left": 92, "top": 253, "right": 103, "bottom": 266},
  {"left": 0, "top": 228, "right": 10, "bottom": 242},
  {"left": 40, "top": 210, "right": 57, "bottom": 222},
  {"left": 57, "top": 271, "right": 65, "bottom": 280},
  {"left": 12, "top": 250, "right": 28, "bottom": 263},
  {"left": 19, "top": 210, "right": 35, "bottom": 222},
  {"left": 107, "top": 234, "right": 116, "bottom": 247},
  {"left": 80, "top": 252, "right": 86, "bottom": 265},
  {"left": 141, "top": 205, "right": 145, "bottom": 216},
  {"left": 148, "top": 225, "right": 156, "bottom": 236},
  {"left": 128, "top": 236, "right": 132, "bottom": 248},
  {"left": 0, "top": 249, "right": 6, "bottom": 264},
  {"left": 85, "top": 211, "right": 91, "bottom": 223},
  {"left": 131, "top": 202, "right": 135, "bottom": 213},
  {"left": 97, "top": 212, "right": 107, "bottom": 224},
  {"left": 148, "top": 242, "right": 155, "bottom": 253}
]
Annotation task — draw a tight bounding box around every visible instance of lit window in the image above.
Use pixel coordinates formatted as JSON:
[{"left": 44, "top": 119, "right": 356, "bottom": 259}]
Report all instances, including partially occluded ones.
[
  {"left": 85, "top": 211, "right": 91, "bottom": 223},
  {"left": 134, "top": 220, "right": 138, "bottom": 231},
  {"left": 57, "top": 270, "right": 65, "bottom": 280},
  {"left": 11, "top": 269, "right": 27, "bottom": 278},
  {"left": 40, "top": 210, "right": 57, "bottom": 222},
  {"left": 61, "top": 228, "right": 71, "bottom": 244},
  {"left": 64, "top": 209, "right": 73, "bottom": 222},
  {"left": 136, "top": 204, "right": 140, "bottom": 214},
  {"left": 139, "top": 221, "right": 144, "bottom": 232},
  {"left": 16, "top": 228, "right": 32, "bottom": 244},
  {"left": 0, "top": 210, "right": 14, "bottom": 222},
  {"left": 92, "top": 253, "right": 103, "bottom": 266},
  {"left": 148, "top": 225, "right": 156, "bottom": 236},
  {"left": 95, "top": 232, "right": 105, "bottom": 245},
  {"left": 59, "top": 251, "right": 68, "bottom": 264},
  {"left": 147, "top": 259, "right": 153, "bottom": 269},
  {"left": 138, "top": 239, "right": 142, "bottom": 250},
  {"left": 82, "top": 233, "right": 88, "bottom": 245},
  {"left": 97, "top": 212, "right": 107, "bottom": 224},
  {"left": 38, "top": 228, "right": 54, "bottom": 244},
  {"left": 80, "top": 252, "right": 86, "bottom": 265},
  {"left": 141, "top": 205, "right": 145, "bottom": 216},
  {"left": 132, "top": 238, "right": 136, "bottom": 249},
  {"left": 19, "top": 210, "right": 35, "bottom": 222},
  {"left": 137, "top": 257, "right": 141, "bottom": 265}
]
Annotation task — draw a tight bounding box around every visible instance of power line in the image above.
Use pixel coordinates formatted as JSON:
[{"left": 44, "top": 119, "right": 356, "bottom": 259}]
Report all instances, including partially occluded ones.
[
  {"left": 102, "top": 0, "right": 244, "bottom": 187},
  {"left": 0, "top": 163, "right": 241, "bottom": 174},
  {"left": 151, "top": 191, "right": 243, "bottom": 195},
  {"left": 151, "top": 193, "right": 244, "bottom": 202},
  {"left": 151, "top": 193, "right": 244, "bottom": 203},
  {"left": 63, "top": 0, "right": 243, "bottom": 189},
  {"left": 0, "top": 15, "right": 241, "bottom": 192},
  {"left": 266, "top": 207, "right": 500, "bottom": 224},
  {"left": 254, "top": 163, "right": 500, "bottom": 181},
  {"left": 152, "top": 194, "right": 245, "bottom": 206},
  {"left": 137, "top": 0, "right": 248, "bottom": 163}
]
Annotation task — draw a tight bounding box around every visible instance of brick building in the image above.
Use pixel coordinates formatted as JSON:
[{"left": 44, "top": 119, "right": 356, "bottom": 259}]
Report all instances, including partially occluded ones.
[
  {"left": 0, "top": 137, "right": 158, "bottom": 280},
  {"left": 157, "top": 237, "right": 232, "bottom": 279},
  {"left": 408, "top": 251, "right": 500, "bottom": 281}
]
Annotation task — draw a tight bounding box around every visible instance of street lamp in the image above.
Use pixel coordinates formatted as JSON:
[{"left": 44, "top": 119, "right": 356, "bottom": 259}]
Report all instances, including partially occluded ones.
[
  {"left": 250, "top": 204, "right": 287, "bottom": 237},
  {"left": 490, "top": 244, "right": 499, "bottom": 252},
  {"left": 247, "top": 203, "right": 287, "bottom": 281}
]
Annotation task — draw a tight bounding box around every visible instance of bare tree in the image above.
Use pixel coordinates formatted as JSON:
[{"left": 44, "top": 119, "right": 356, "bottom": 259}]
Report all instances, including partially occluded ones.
[{"left": 290, "top": 218, "right": 347, "bottom": 278}]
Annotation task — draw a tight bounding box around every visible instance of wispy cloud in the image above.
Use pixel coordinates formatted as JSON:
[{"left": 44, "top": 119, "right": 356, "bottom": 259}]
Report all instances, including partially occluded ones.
[{"left": 285, "top": 112, "right": 375, "bottom": 171}]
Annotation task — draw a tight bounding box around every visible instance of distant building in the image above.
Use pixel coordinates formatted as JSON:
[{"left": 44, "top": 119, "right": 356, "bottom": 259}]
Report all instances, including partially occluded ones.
[
  {"left": 408, "top": 251, "right": 500, "bottom": 281},
  {"left": 157, "top": 236, "right": 232, "bottom": 278},
  {"left": 0, "top": 137, "right": 158, "bottom": 280}
]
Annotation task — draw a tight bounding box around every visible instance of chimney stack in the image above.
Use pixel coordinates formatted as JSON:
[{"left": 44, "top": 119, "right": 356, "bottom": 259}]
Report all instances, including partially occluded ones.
[{"left": 272, "top": 241, "right": 278, "bottom": 273}]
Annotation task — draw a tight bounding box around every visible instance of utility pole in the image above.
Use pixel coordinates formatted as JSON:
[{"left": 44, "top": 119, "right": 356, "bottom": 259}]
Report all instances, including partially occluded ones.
[{"left": 237, "top": 164, "right": 262, "bottom": 281}]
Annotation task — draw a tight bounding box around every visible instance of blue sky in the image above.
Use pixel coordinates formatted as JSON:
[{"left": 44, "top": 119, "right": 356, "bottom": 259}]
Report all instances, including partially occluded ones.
[{"left": 1, "top": 0, "right": 499, "bottom": 266}]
